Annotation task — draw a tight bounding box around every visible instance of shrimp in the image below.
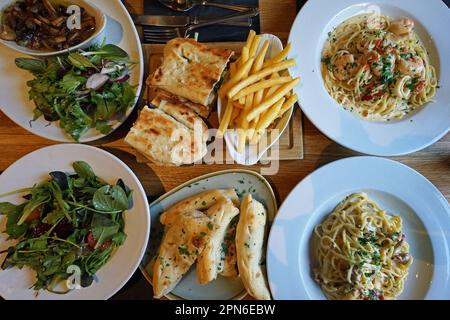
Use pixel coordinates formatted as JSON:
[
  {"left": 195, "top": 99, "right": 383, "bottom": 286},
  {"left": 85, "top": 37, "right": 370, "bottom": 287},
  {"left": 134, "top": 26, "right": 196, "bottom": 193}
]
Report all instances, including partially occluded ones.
[
  {"left": 332, "top": 52, "right": 357, "bottom": 81},
  {"left": 398, "top": 55, "right": 424, "bottom": 76},
  {"left": 389, "top": 18, "right": 415, "bottom": 37},
  {"left": 368, "top": 52, "right": 395, "bottom": 78},
  {"left": 366, "top": 14, "right": 386, "bottom": 30}
]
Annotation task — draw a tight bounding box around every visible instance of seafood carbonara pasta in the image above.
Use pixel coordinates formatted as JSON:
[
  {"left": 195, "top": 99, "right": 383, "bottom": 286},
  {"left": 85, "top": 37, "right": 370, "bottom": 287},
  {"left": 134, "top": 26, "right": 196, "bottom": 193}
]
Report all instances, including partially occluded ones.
[
  {"left": 321, "top": 14, "right": 437, "bottom": 121},
  {"left": 313, "top": 193, "right": 412, "bottom": 300}
]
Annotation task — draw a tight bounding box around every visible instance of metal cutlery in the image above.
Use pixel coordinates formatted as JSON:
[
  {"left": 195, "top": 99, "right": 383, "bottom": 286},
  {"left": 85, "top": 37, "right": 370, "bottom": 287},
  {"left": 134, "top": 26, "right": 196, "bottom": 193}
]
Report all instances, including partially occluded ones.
[
  {"left": 142, "top": 8, "right": 259, "bottom": 43},
  {"left": 133, "top": 14, "right": 252, "bottom": 27},
  {"left": 157, "top": 0, "right": 253, "bottom": 12}
]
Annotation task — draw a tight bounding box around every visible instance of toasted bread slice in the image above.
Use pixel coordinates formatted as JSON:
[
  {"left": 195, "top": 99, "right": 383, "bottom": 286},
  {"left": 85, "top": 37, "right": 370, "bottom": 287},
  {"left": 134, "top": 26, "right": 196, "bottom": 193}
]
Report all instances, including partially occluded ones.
[
  {"left": 236, "top": 195, "right": 271, "bottom": 300},
  {"left": 196, "top": 198, "right": 240, "bottom": 285},
  {"left": 125, "top": 106, "right": 207, "bottom": 166},
  {"left": 152, "top": 210, "right": 211, "bottom": 298},
  {"left": 160, "top": 189, "right": 240, "bottom": 227},
  {"left": 150, "top": 38, "right": 233, "bottom": 106}
]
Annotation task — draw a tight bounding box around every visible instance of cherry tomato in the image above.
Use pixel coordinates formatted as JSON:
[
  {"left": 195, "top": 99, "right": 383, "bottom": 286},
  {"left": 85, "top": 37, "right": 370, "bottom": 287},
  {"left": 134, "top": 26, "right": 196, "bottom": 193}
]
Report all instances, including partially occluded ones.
[
  {"left": 86, "top": 231, "right": 112, "bottom": 250},
  {"left": 86, "top": 231, "right": 97, "bottom": 248},
  {"left": 26, "top": 207, "right": 42, "bottom": 222}
]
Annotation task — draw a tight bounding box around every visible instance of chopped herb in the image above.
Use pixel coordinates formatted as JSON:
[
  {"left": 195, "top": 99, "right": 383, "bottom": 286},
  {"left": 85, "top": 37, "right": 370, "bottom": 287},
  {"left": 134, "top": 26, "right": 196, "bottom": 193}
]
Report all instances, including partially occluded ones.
[
  {"left": 178, "top": 246, "right": 190, "bottom": 256},
  {"left": 221, "top": 243, "right": 229, "bottom": 255},
  {"left": 207, "top": 222, "right": 214, "bottom": 231},
  {"left": 365, "top": 271, "right": 375, "bottom": 278},
  {"left": 372, "top": 254, "right": 381, "bottom": 266}
]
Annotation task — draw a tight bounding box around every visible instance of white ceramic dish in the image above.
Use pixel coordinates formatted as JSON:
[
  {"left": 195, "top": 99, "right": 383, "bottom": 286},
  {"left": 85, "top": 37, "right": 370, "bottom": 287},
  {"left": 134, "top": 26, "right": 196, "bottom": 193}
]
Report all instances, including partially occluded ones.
[
  {"left": 140, "top": 169, "right": 277, "bottom": 300},
  {"left": 267, "top": 156, "right": 450, "bottom": 300},
  {"left": 217, "top": 33, "right": 295, "bottom": 165},
  {"left": 289, "top": 0, "right": 450, "bottom": 156},
  {"left": 0, "top": 144, "right": 150, "bottom": 300},
  {"left": 0, "top": 0, "right": 107, "bottom": 57},
  {"left": 0, "top": 0, "right": 144, "bottom": 142}
]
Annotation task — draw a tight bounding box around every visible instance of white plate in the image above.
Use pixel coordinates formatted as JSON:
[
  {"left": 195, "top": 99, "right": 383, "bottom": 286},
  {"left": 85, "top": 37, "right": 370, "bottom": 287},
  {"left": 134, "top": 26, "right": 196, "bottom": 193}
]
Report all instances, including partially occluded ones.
[
  {"left": 267, "top": 156, "right": 450, "bottom": 300},
  {"left": 289, "top": 0, "right": 450, "bottom": 156},
  {"left": 0, "top": 144, "right": 150, "bottom": 300},
  {"left": 140, "top": 169, "right": 277, "bottom": 300},
  {"left": 217, "top": 34, "right": 295, "bottom": 165},
  {"left": 0, "top": 0, "right": 144, "bottom": 142}
]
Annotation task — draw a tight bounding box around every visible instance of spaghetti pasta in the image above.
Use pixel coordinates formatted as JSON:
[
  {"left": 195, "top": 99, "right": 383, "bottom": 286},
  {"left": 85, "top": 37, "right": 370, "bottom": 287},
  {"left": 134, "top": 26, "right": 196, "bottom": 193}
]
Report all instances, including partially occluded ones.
[
  {"left": 321, "top": 14, "right": 437, "bottom": 121},
  {"left": 313, "top": 193, "right": 412, "bottom": 300}
]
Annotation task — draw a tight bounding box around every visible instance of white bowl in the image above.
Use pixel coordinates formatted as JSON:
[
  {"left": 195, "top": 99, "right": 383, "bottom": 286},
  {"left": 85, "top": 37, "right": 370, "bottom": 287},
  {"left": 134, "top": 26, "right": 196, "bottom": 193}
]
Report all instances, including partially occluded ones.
[
  {"left": 288, "top": 0, "right": 450, "bottom": 156},
  {"left": 0, "top": 0, "right": 107, "bottom": 57},
  {"left": 217, "top": 33, "right": 295, "bottom": 166}
]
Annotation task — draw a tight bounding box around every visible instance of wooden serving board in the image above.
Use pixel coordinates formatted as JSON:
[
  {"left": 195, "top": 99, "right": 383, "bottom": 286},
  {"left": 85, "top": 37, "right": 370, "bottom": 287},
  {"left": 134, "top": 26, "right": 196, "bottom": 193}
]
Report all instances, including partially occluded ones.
[{"left": 135, "top": 43, "right": 303, "bottom": 164}]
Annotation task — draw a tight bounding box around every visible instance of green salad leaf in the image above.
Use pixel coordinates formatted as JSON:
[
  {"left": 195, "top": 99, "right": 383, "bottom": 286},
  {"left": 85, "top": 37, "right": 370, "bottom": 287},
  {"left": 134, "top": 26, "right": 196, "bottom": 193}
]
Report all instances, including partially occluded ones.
[
  {"left": 0, "top": 162, "right": 133, "bottom": 293},
  {"left": 15, "top": 43, "right": 136, "bottom": 141},
  {"left": 93, "top": 185, "right": 129, "bottom": 213}
]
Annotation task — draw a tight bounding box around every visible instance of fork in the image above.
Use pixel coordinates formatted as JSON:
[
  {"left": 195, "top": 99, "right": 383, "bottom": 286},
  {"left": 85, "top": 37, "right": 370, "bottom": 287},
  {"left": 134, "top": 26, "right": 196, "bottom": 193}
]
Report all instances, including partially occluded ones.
[{"left": 143, "top": 8, "right": 259, "bottom": 43}]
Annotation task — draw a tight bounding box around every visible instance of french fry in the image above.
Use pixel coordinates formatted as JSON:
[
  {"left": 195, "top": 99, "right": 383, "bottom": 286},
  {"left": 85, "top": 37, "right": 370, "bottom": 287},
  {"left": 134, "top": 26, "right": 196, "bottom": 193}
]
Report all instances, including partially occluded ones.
[
  {"left": 237, "top": 94, "right": 254, "bottom": 152},
  {"left": 251, "top": 40, "right": 270, "bottom": 74},
  {"left": 247, "top": 89, "right": 264, "bottom": 141},
  {"left": 232, "top": 76, "right": 292, "bottom": 101},
  {"left": 246, "top": 78, "right": 300, "bottom": 122},
  {"left": 219, "top": 57, "right": 255, "bottom": 98},
  {"left": 239, "top": 46, "right": 250, "bottom": 67},
  {"left": 217, "top": 99, "right": 234, "bottom": 138},
  {"left": 249, "top": 35, "right": 263, "bottom": 58},
  {"left": 251, "top": 97, "right": 285, "bottom": 144},
  {"left": 264, "top": 43, "right": 292, "bottom": 67},
  {"left": 279, "top": 93, "right": 298, "bottom": 117},
  {"left": 263, "top": 73, "right": 281, "bottom": 97},
  {"left": 227, "top": 59, "right": 296, "bottom": 99},
  {"left": 245, "top": 30, "right": 256, "bottom": 49}
]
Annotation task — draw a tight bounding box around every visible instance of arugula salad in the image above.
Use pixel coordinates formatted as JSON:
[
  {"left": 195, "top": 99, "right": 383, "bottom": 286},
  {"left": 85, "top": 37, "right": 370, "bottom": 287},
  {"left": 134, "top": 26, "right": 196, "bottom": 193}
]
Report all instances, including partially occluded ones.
[
  {"left": 0, "top": 161, "right": 133, "bottom": 293},
  {"left": 15, "top": 43, "right": 136, "bottom": 141}
]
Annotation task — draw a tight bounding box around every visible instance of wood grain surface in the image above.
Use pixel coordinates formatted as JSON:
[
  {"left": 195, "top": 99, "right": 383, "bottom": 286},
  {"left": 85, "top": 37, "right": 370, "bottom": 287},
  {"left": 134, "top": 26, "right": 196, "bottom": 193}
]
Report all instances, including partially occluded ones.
[
  {"left": 137, "top": 42, "right": 303, "bottom": 163},
  {"left": 0, "top": 0, "right": 448, "bottom": 301},
  {"left": 0, "top": 0, "right": 448, "bottom": 203}
]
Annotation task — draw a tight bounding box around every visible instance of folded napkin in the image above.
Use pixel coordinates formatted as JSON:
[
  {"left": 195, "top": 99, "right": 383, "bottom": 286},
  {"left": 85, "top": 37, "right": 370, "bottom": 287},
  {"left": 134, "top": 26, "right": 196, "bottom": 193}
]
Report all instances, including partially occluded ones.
[{"left": 143, "top": 0, "right": 260, "bottom": 43}]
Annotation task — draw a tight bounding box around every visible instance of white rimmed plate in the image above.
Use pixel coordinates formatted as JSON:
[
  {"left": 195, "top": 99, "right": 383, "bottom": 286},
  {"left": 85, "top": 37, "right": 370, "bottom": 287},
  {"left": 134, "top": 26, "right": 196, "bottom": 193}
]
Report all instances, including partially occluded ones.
[
  {"left": 289, "top": 0, "right": 450, "bottom": 156},
  {"left": 0, "top": 144, "right": 150, "bottom": 300},
  {"left": 217, "top": 34, "right": 295, "bottom": 165},
  {"left": 267, "top": 156, "right": 450, "bottom": 300},
  {"left": 0, "top": 0, "right": 144, "bottom": 142},
  {"left": 140, "top": 169, "right": 277, "bottom": 300}
]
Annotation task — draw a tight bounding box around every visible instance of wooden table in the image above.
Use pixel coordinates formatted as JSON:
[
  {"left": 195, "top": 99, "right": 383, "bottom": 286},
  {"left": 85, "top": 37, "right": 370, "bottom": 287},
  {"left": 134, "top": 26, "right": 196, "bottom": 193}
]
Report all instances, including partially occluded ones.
[
  {"left": 0, "top": 0, "right": 449, "bottom": 299},
  {"left": 1, "top": 0, "right": 448, "bottom": 201}
]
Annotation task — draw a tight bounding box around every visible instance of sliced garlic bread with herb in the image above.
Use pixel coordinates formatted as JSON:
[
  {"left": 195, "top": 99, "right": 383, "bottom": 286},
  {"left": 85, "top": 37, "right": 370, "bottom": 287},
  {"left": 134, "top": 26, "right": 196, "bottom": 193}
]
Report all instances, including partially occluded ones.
[
  {"left": 236, "top": 195, "right": 271, "bottom": 300},
  {"left": 160, "top": 189, "right": 240, "bottom": 227},
  {"left": 196, "top": 198, "right": 239, "bottom": 285},
  {"left": 152, "top": 210, "right": 211, "bottom": 298}
]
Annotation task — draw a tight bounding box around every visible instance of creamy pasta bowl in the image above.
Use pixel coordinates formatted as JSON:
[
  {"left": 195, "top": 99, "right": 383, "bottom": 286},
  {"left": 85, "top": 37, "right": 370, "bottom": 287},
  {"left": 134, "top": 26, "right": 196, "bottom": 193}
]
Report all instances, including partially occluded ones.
[{"left": 289, "top": 0, "right": 450, "bottom": 156}]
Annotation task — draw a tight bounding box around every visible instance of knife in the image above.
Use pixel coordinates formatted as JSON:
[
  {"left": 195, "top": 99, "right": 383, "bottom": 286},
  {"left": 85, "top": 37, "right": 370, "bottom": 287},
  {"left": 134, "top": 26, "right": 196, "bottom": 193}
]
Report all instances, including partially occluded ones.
[{"left": 132, "top": 14, "right": 253, "bottom": 27}]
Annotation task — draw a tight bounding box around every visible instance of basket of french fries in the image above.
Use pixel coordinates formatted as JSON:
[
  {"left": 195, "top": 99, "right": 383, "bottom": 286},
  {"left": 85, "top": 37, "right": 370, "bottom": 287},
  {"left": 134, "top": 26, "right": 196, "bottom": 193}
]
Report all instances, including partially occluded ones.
[{"left": 217, "top": 30, "right": 299, "bottom": 165}]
